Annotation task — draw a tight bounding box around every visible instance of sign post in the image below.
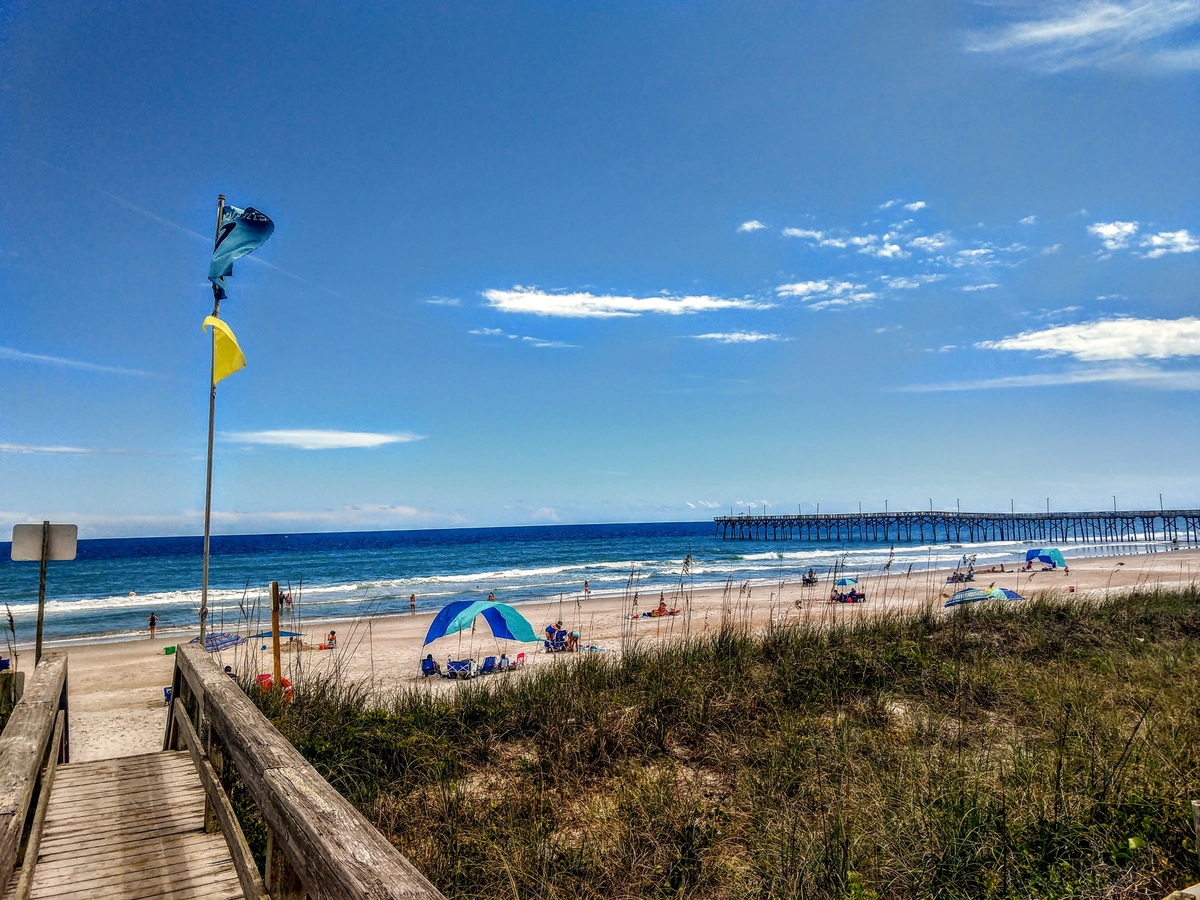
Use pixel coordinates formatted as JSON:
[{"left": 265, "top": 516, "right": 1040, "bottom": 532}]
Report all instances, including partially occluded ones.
[{"left": 11, "top": 522, "right": 78, "bottom": 663}]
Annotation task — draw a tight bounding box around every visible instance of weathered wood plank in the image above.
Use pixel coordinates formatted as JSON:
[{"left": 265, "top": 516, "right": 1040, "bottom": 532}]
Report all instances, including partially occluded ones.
[
  {"left": 172, "top": 699, "right": 269, "bottom": 900},
  {"left": 12, "top": 712, "right": 64, "bottom": 900},
  {"left": 0, "top": 653, "right": 67, "bottom": 896},
  {"left": 177, "top": 642, "right": 446, "bottom": 899}
]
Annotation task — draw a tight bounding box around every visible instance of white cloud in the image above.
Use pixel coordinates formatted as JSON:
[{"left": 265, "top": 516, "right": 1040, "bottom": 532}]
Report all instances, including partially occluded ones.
[
  {"left": 469, "top": 327, "right": 506, "bottom": 336},
  {"left": 0, "top": 346, "right": 155, "bottom": 377},
  {"left": 521, "top": 336, "right": 578, "bottom": 349},
  {"left": 782, "top": 227, "right": 825, "bottom": 240},
  {"left": 879, "top": 200, "right": 900, "bottom": 209},
  {"left": 1141, "top": 229, "right": 1199, "bottom": 257},
  {"left": 222, "top": 429, "right": 425, "bottom": 450},
  {"left": 425, "top": 296, "right": 460, "bottom": 306},
  {"left": 483, "top": 287, "right": 769, "bottom": 318},
  {"left": 958, "top": 248, "right": 993, "bottom": 259},
  {"left": 910, "top": 232, "right": 953, "bottom": 252},
  {"left": 0, "top": 442, "right": 93, "bottom": 454},
  {"left": 1019, "top": 215, "right": 1037, "bottom": 225},
  {"left": 1088, "top": 220, "right": 1139, "bottom": 250},
  {"left": 900, "top": 366, "right": 1200, "bottom": 392},
  {"left": 737, "top": 220, "right": 767, "bottom": 232},
  {"left": 1041, "top": 244, "right": 1063, "bottom": 254},
  {"left": 692, "top": 331, "right": 783, "bottom": 343},
  {"left": 775, "top": 280, "right": 830, "bottom": 297},
  {"left": 904, "top": 201, "right": 927, "bottom": 211},
  {"left": 810, "top": 291, "right": 877, "bottom": 311},
  {"left": 960, "top": 283, "right": 1000, "bottom": 291},
  {"left": 977, "top": 316, "right": 1200, "bottom": 361},
  {"left": 965, "top": 0, "right": 1200, "bottom": 71},
  {"left": 882, "top": 274, "right": 945, "bottom": 290}
]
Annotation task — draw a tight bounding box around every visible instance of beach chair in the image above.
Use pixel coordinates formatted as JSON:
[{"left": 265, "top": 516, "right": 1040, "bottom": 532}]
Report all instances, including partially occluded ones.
[
  {"left": 420, "top": 658, "right": 439, "bottom": 677},
  {"left": 515, "top": 652, "right": 525, "bottom": 668},
  {"left": 446, "top": 659, "right": 473, "bottom": 679},
  {"left": 162, "top": 686, "right": 172, "bottom": 706},
  {"left": 480, "top": 656, "right": 497, "bottom": 675}
]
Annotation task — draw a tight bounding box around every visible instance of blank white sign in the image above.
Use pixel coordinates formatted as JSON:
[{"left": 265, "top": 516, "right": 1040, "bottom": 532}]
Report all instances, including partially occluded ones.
[{"left": 10, "top": 524, "right": 78, "bottom": 562}]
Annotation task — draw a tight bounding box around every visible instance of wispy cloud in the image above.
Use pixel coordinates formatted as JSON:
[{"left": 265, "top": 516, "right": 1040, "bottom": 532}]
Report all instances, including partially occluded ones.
[
  {"left": 909, "top": 232, "right": 953, "bottom": 252},
  {"left": 960, "top": 283, "right": 1000, "bottom": 291},
  {"left": 737, "top": 220, "right": 767, "bottom": 232},
  {"left": 904, "top": 201, "right": 927, "bottom": 211},
  {"left": 692, "top": 331, "right": 783, "bottom": 343},
  {"left": 900, "top": 366, "right": 1200, "bottom": 392},
  {"left": 1019, "top": 215, "right": 1038, "bottom": 225},
  {"left": 469, "top": 327, "right": 577, "bottom": 348},
  {"left": 775, "top": 280, "right": 876, "bottom": 310},
  {"left": 0, "top": 346, "right": 155, "bottom": 377},
  {"left": 0, "top": 442, "right": 93, "bottom": 454},
  {"left": 425, "top": 296, "right": 461, "bottom": 306},
  {"left": 1141, "top": 228, "right": 1199, "bottom": 257},
  {"left": 483, "top": 287, "right": 770, "bottom": 318},
  {"left": 965, "top": 0, "right": 1200, "bottom": 71},
  {"left": 881, "top": 274, "right": 945, "bottom": 290},
  {"left": 977, "top": 316, "right": 1200, "bottom": 361},
  {"left": 222, "top": 429, "right": 425, "bottom": 450},
  {"left": 686, "top": 500, "right": 722, "bottom": 509}
]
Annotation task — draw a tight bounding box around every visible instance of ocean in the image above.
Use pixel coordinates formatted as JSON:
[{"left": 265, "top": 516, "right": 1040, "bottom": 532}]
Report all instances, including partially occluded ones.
[{"left": 0, "top": 521, "right": 1168, "bottom": 646}]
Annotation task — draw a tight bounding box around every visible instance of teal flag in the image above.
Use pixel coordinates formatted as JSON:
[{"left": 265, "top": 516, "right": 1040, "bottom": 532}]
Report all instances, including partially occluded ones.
[{"left": 208, "top": 205, "right": 274, "bottom": 299}]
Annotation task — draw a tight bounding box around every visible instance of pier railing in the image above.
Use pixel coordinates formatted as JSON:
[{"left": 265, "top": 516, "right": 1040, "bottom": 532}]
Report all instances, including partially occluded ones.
[
  {"left": 164, "top": 642, "right": 446, "bottom": 900},
  {"left": 0, "top": 653, "right": 69, "bottom": 898},
  {"left": 715, "top": 509, "right": 1200, "bottom": 544}
]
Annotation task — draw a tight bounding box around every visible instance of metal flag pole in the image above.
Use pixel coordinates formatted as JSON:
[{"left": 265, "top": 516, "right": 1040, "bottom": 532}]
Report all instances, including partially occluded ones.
[{"left": 200, "top": 194, "right": 225, "bottom": 644}]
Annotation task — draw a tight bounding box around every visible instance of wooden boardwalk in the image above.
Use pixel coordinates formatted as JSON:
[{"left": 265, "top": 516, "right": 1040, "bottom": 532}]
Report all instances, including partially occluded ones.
[{"left": 8, "top": 751, "right": 243, "bottom": 900}]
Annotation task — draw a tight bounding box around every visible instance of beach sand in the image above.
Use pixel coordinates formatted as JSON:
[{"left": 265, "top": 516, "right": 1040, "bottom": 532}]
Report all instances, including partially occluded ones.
[{"left": 32, "top": 546, "right": 1200, "bottom": 761}]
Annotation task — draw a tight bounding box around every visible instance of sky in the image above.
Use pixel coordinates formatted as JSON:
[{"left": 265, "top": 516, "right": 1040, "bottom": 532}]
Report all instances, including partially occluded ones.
[{"left": 1, "top": 0, "right": 1198, "bottom": 538}]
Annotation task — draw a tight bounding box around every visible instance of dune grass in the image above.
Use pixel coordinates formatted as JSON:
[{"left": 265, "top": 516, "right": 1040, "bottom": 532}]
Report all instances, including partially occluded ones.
[{"left": 244, "top": 588, "right": 1200, "bottom": 899}]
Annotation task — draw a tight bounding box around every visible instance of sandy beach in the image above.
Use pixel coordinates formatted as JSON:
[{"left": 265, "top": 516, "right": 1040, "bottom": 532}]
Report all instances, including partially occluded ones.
[{"left": 29, "top": 546, "right": 1200, "bottom": 762}]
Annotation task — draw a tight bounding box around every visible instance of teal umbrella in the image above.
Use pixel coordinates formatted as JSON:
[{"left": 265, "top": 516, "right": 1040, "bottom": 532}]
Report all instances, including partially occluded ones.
[
  {"left": 423, "top": 600, "right": 539, "bottom": 645},
  {"left": 834, "top": 577, "right": 858, "bottom": 587}
]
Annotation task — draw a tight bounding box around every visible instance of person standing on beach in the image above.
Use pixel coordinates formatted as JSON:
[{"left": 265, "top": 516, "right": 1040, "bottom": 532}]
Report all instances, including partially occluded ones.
[
  {"left": 583, "top": 580, "right": 590, "bottom": 601},
  {"left": 147, "top": 612, "right": 157, "bottom": 639},
  {"left": 409, "top": 594, "right": 416, "bottom": 614}
]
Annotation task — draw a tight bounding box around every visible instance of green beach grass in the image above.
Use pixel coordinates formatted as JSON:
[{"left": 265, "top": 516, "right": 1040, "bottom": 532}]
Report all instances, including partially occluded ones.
[{"left": 240, "top": 588, "right": 1200, "bottom": 899}]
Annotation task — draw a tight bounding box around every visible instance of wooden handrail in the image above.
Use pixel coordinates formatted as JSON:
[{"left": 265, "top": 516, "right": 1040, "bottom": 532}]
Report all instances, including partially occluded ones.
[
  {"left": 166, "top": 643, "right": 446, "bottom": 900},
  {"left": 0, "top": 653, "right": 68, "bottom": 895}
]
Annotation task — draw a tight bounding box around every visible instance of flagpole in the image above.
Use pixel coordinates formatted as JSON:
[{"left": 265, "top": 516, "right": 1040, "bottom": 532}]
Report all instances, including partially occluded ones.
[{"left": 200, "top": 194, "right": 225, "bottom": 644}]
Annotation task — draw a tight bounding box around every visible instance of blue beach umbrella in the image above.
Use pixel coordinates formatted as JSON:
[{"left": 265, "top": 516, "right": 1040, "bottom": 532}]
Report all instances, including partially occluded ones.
[
  {"left": 247, "top": 630, "right": 304, "bottom": 639},
  {"left": 834, "top": 577, "right": 858, "bottom": 587},
  {"left": 1026, "top": 548, "right": 1067, "bottom": 568},
  {"left": 423, "top": 600, "right": 539, "bottom": 645},
  {"left": 945, "top": 587, "right": 1024, "bottom": 608}
]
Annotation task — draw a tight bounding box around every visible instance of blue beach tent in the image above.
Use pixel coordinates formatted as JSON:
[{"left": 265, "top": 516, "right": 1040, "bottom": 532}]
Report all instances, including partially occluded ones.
[
  {"left": 247, "top": 630, "right": 304, "bottom": 639},
  {"left": 1026, "top": 548, "right": 1067, "bottom": 568},
  {"left": 945, "top": 587, "right": 1024, "bottom": 607},
  {"left": 423, "top": 600, "right": 539, "bottom": 645},
  {"left": 188, "top": 631, "right": 246, "bottom": 652}
]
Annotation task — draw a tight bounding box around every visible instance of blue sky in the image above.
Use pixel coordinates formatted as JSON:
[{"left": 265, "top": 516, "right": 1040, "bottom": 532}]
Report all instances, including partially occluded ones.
[{"left": 2, "top": 1, "right": 1198, "bottom": 537}]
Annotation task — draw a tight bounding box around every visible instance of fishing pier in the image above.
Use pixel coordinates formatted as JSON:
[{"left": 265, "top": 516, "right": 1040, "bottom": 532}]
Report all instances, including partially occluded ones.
[{"left": 714, "top": 509, "right": 1200, "bottom": 544}]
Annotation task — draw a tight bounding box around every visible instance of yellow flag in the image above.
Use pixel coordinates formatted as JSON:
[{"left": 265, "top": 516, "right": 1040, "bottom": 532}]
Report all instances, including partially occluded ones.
[{"left": 202, "top": 316, "right": 246, "bottom": 385}]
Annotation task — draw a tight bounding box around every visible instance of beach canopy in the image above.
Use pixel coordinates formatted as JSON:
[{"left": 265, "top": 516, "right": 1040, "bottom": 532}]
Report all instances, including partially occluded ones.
[
  {"left": 247, "top": 630, "right": 304, "bottom": 639},
  {"left": 834, "top": 577, "right": 858, "bottom": 587},
  {"left": 188, "top": 631, "right": 246, "bottom": 652},
  {"left": 423, "top": 600, "right": 538, "bottom": 645},
  {"left": 945, "top": 587, "right": 1024, "bottom": 607},
  {"left": 1026, "top": 548, "right": 1067, "bottom": 568}
]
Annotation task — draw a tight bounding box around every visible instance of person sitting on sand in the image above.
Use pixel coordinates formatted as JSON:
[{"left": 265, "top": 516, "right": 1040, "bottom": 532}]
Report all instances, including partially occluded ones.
[
  {"left": 499, "top": 653, "right": 510, "bottom": 671},
  {"left": 424, "top": 653, "right": 442, "bottom": 676},
  {"left": 566, "top": 631, "right": 580, "bottom": 652},
  {"left": 223, "top": 665, "right": 237, "bottom": 680},
  {"left": 650, "top": 599, "right": 668, "bottom": 617},
  {"left": 326, "top": 630, "right": 337, "bottom": 647}
]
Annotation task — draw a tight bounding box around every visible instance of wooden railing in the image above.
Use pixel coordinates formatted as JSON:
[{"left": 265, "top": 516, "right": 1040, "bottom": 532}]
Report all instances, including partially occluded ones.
[
  {"left": 164, "top": 643, "right": 446, "bottom": 900},
  {"left": 0, "top": 653, "right": 69, "bottom": 899}
]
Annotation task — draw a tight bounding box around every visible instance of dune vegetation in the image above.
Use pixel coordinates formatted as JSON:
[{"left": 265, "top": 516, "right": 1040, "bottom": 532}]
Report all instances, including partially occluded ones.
[{"left": 241, "top": 588, "right": 1200, "bottom": 899}]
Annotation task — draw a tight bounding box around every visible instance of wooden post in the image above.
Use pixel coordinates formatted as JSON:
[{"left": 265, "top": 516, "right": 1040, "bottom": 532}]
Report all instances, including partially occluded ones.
[
  {"left": 35, "top": 521, "right": 49, "bottom": 665},
  {"left": 1192, "top": 799, "right": 1200, "bottom": 869},
  {"left": 270, "top": 581, "right": 282, "bottom": 690},
  {"left": 265, "top": 828, "right": 304, "bottom": 900}
]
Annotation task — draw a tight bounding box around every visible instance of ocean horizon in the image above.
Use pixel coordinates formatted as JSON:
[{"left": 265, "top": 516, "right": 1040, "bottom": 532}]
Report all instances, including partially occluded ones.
[{"left": 0, "top": 520, "right": 1170, "bottom": 647}]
